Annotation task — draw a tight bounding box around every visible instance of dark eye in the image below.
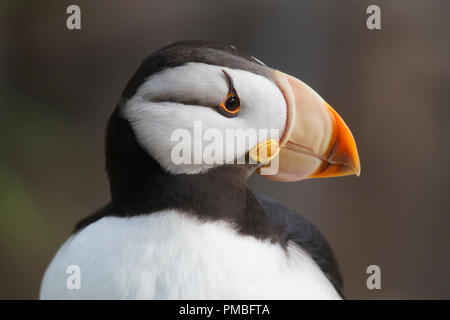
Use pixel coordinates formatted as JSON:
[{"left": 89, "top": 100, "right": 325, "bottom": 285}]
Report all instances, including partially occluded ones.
[
  {"left": 224, "top": 95, "right": 240, "bottom": 112},
  {"left": 219, "top": 70, "right": 240, "bottom": 116},
  {"left": 219, "top": 93, "right": 240, "bottom": 115}
]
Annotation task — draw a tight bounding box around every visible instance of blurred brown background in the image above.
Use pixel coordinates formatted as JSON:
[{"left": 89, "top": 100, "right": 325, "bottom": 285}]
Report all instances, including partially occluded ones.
[{"left": 1, "top": 0, "right": 449, "bottom": 299}]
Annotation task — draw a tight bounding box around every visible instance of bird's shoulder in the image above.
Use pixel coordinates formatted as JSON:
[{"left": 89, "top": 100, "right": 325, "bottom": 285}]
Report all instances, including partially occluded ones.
[{"left": 253, "top": 192, "right": 344, "bottom": 297}]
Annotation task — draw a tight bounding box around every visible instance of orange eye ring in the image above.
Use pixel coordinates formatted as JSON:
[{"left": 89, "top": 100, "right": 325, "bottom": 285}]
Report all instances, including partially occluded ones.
[
  {"left": 219, "top": 70, "right": 240, "bottom": 116},
  {"left": 219, "top": 93, "right": 240, "bottom": 114}
]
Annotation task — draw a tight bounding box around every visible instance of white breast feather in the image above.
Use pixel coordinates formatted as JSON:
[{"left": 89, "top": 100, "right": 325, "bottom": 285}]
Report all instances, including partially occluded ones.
[{"left": 40, "top": 210, "right": 341, "bottom": 299}]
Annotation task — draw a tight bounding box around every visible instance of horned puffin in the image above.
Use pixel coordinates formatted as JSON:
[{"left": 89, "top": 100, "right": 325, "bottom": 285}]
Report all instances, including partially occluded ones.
[{"left": 40, "top": 41, "right": 360, "bottom": 300}]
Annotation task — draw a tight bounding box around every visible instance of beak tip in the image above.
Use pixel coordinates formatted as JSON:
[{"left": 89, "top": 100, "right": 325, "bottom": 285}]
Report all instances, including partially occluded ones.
[
  {"left": 348, "top": 154, "right": 361, "bottom": 178},
  {"left": 351, "top": 155, "right": 361, "bottom": 177},
  {"left": 326, "top": 102, "right": 361, "bottom": 180}
]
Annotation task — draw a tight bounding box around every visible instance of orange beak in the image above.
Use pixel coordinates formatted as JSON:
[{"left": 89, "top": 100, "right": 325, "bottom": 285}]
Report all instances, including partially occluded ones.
[{"left": 261, "top": 70, "right": 360, "bottom": 182}]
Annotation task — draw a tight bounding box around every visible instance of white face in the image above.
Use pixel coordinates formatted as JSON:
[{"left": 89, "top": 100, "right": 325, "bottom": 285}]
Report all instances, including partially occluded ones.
[{"left": 122, "top": 62, "right": 287, "bottom": 175}]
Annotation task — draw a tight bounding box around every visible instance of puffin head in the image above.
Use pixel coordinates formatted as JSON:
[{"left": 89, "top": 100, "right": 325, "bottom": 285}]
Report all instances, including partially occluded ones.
[{"left": 106, "top": 41, "right": 360, "bottom": 199}]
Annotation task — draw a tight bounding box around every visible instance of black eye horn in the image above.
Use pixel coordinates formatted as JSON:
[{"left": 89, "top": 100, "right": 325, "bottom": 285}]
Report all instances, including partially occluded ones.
[{"left": 221, "top": 69, "right": 235, "bottom": 89}]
